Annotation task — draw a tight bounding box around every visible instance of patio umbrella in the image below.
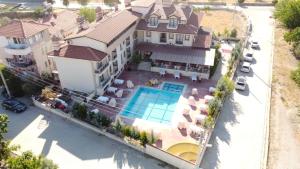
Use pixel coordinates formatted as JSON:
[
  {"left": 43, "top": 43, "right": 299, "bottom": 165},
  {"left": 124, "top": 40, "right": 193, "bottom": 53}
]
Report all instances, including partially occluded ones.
[
  {"left": 188, "top": 96, "right": 196, "bottom": 106},
  {"left": 108, "top": 98, "right": 117, "bottom": 107},
  {"left": 115, "top": 89, "right": 123, "bottom": 98},
  {"left": 127, "top": 80, "right": 134, "bottom": 88},
  {"left": 199, "top": 104, "right": 208, "bottom": 112},
  {"left": 192, "top": 88, "right": 198, "bottom": 95},
  {"left": 204, "top": 95, "right": 214, "bottom": 103}
]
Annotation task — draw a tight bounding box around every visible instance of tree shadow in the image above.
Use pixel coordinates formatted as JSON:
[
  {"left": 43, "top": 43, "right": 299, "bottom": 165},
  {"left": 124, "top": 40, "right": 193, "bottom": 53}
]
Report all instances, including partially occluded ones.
[{"left": 200, "top": 96, "right": 241, "bottom": 168}]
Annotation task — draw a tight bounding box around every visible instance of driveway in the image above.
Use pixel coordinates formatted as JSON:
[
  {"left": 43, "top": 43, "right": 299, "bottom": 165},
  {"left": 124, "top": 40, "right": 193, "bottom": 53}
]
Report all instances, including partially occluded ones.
[
  {"left": 200, "top": 6, "right": 274, "bottom": 169},
  {"left": 3, "top": 103, "right": 173, "bottom": 169}
]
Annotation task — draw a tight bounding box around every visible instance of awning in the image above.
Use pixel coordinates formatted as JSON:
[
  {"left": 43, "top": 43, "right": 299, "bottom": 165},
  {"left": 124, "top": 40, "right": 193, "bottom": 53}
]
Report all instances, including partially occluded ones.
[{"left": 136, "top": 43, "right": 215, "bottom": 66}]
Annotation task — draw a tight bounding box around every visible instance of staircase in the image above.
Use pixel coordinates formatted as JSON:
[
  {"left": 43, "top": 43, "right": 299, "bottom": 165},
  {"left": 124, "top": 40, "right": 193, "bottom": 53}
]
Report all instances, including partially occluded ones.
[{"left": 137, "top": 61, "right": 151, "bottom": 71}]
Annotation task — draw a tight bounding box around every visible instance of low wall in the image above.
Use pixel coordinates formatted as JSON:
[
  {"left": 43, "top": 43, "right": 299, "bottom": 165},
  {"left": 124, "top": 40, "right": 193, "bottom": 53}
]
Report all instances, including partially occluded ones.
[
  {"left": 151, "top": 67, "right": 210, "bottom": 80},
  {"left": 33, "top": 99, "right": 195, "bottom": 169}
]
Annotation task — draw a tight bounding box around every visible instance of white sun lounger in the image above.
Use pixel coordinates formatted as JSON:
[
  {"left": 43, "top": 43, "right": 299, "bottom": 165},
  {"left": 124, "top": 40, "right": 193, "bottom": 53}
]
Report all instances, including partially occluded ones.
[
  {"left": 114, "top": 79, "right": 124, "bottom": 85},
  {"left": 191, "top": 74, "right": 197, "bottom": 82},
  {"left": 96, "top": 96, "right": 109, "bottom": 103},
  {"left": 107, "top": 87, "right": 118, "bottom": 93},
  {"left": 159, "top": 68, "right": 166, "bottom": 76},
  {"left": 174, "top": 71, "right": 180, "bottom": 79}
]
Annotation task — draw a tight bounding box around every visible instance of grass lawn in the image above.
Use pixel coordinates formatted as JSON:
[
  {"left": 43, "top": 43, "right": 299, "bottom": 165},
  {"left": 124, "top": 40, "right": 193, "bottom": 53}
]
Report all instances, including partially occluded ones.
[{"left": 199, "top": 10, "right": 247, "bottom": 38}]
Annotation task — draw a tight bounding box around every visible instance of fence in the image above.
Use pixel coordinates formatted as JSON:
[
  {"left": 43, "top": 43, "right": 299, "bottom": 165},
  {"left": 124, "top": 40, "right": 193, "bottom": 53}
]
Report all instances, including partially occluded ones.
[{"left": 32, "top": 98, "right": 195, "bottom": 169}]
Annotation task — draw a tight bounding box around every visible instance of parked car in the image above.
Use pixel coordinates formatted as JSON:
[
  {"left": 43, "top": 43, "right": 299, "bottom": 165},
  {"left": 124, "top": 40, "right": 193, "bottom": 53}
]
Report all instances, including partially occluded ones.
[
  {"left": 243, "top": 50, "right": 254, "bottom": 62},
  {"left": 241, "top": 62, "right": 251, "bottom": 73},
  {"left": 235, "top": 77, "right": 247, "bottom": 91},
  {"left": 2, "top": 99, "right": 27, "bottom": 113},
  {"left": 250, "top": 41, "right": 260, "bottom": 49}
]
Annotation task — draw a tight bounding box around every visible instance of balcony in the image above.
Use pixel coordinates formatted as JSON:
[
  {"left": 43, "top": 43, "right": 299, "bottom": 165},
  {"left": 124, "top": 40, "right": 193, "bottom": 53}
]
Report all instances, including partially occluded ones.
[
  {"left": 160, "top": 38, "right": 167, "bottom": 43},
  {"left": 7, "top": 58, "right": 34, "bottom": 68},
  {"left": 99, "top": 77, "right": 111, "bottom": 88},
  {"left": 95, "top": 62, "right": 109, "bottom": 74},
  {"left": 5, "top": 43, "right": 31, "bottom": 56}
]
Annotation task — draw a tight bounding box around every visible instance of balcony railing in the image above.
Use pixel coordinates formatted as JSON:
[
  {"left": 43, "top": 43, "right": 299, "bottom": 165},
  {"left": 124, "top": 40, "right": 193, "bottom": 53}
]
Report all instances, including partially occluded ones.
[
  {"left": 7, "top": 58, "right": 35, "bottom": 68},
  {"left": 95, "top": 62, "right": 109, "bottom": 74},
  {"left": 126, "top": 40, "right": 130, "bottom": 46},
  {"left": 5, "top": 43, "right": 31, "bottom": 56},
  {"left": 99, "top": 77, "right": 111, "bottom": 88}
]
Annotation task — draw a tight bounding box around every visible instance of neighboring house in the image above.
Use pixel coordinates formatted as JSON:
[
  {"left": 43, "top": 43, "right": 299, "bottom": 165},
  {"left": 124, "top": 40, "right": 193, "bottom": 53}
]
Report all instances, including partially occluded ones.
[
  {"left": 133, "top": 0, "right": 215, "bottom": 79},
  {"left": 48, "top": 10, "right": 139, "bottom": 95},
  {"left": 0, "top": 20, "right": 53, "bottom": 75}
]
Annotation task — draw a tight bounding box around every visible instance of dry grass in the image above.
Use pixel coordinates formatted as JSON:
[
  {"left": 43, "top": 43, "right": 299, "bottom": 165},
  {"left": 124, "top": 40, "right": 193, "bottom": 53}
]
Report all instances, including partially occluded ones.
[
  {"left": 268, "top": 21, "right": 300, "bottom": 169},
  {"left": 187, "top": 0, "right": 273, "bottom": 4},
  {"left": 200, "top": 10, "right": 247, "bottom": 38}
]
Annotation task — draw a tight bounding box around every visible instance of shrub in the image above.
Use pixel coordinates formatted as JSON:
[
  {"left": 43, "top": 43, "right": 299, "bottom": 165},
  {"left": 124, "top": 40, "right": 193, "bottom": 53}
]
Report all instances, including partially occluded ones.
[
  {"left": 122, "top": 126, "right": 131, "bottom": 137},
  {"left": 291, "top": 63, "right": 300, "bottom": 86},
  {"left": 209, "top": 45, "right": 221, "bottom": 78},
  {"left": 114, "top": 119, "right": 122, "bottom": 132},
  {"left": 79, "top": 7, "right": 96, "bottom": 23},
  {"left": 216, "top": 76, "right": 235, "bottom": 97},
  {"left": 293, "top": 43, "right": 300, "bottom": 58},
  {"left": 272, "top": 0, "right": 278, "bottom": 5},
  {"left": 204, "top": 115, "right": 215, "bottom": 129},
  {"left": 238, "top": 0, "right": 245, "bottom": 3},
  {"left": 72, "top": 103, "right": 87, "bottom": 120},
  {"left": 214, "top": 89, "right": 225, "bottom": 100},
  {"left": 2, "top": 68, "right": 24, "bottom": 97},
  {"left": 41, "top": 87, "right": 56, "bottom": 99},
  {"left": 130, "top": 127, "right": 140, "bottom": 140},
  {"left": 148, "top": 130, "right": 157, "bottom": 144},
  {"left": 230, "top": 29, "right": 238, "bottom": 38},
  {"left": 22, "top": 82, "right": 42, "bottom": 96},
  {"left": 34, "top": 7, "right": 44, "bottom": 18},
  {"left": 140, "top": 131, "right": 149, "bottom": 146},
  {"left": 132, "top": 52, "right": 142, "bottom": 65},
  {"left": 208, "top": 98, "right": 222, "bottom": 117}
]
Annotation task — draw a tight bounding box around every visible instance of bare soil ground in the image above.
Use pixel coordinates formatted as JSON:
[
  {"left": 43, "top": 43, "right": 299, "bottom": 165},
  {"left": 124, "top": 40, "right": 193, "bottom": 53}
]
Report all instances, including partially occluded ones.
[
  {"left": 187, "top": 0, "right": 273, "bottom": 4},
  {"left": 200, "top": 10, "right": 247, "bottom": 38},
  {"left": 267, "top": 22, "right": 300, "bottom": 169}
]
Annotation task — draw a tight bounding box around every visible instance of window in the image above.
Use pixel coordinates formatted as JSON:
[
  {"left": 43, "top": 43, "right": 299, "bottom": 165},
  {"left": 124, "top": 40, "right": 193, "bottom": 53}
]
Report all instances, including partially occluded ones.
[
  {"left": 175, "top": 34, "right": 183, "bottom": 44},
  {"left": 185, "top": 35, "right": 190, "bottom": 41},
  {"left": 149, "top": 16, "right": 158, "bottom": 26},
  {"left": 168, "top": 18, "right": 178, "bottom": 28},
  {"left": 146, "top": 31, "right": 151, "bottom": 37},
  {"left": 169, "top": 33, "right": 174, "bottom": 39},
  {"left": 160, "top": 33, "right": 167, "bottom": 43}
]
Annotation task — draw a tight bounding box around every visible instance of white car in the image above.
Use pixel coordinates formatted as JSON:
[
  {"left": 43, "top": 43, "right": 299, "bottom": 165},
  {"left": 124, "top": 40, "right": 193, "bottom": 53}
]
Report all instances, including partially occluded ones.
[
  {"left": 243, "top": 50, "right": 254, "bottom": 62},
  {"left": 250, "top": 41, "right": 259, "bottom": 49},
  {"left": 235, "top": 77, "right": 247, "bottom": 91},
  {"left": 241, "top": 62, "right": 251, "bottom": 73}
]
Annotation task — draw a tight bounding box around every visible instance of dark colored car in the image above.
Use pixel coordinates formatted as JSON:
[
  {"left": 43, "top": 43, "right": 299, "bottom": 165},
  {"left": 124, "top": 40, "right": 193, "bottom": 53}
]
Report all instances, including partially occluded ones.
[{"left": 2, "top": 99, "right": 27, "bottom": 113}]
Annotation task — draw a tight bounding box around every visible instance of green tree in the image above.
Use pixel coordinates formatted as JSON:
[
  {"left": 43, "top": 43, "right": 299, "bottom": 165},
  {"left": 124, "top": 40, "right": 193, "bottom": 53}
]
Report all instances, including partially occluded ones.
[
  {"left": 284, "top": 27, "right": 300, "bottom": 43},
  {"left": 1, "top": 68, "right": 24, "bottom": 97},
  {"left": 7, "top": 151, "right": 58, "bottom": 169},
  {"left": 79, "top": 8, "right": 96, "bottom": 23},
  {"left": 63, "top": 0, "right": 69, "bottom": 7},
  {"left": 0, "top": 114, "right": 19, "bottom": 162},
  {"left": 291, "top": 63, "right": 300, "bottom": 86},
  {"left": 208, "top": 99, "right": 222, "bottom": 117},
  {"left": 33, "top": 7, "right": 44, "bottom": 18},
  {"left": 22, "top": 83, "right": 42, "bottom": 96},
  {"left": 238, "top": 0, "right": 245, "bottom": 3},
  {"left": 139, "top": 131, "right": 148, "bottom": 146},
  {"left": 293, "top": 43, "right": 300, "bottom": 57},
  {"left": 274, "top": 0, "right": 300, "bottom": 29},
  {"left": 204, "top": 115, "right": 214, "bottom": 129},
  {"left": 230, "top": 29, "right": 238, "bottom": 38},
  {"left": 0, "top": 17, "right": 11, "bottom": 27},
  {"left": 72, "top": 103, "right": 87, "bottom": 120},
  {"left": 216, "top": 76, "right": 235, "bottom": 97}
]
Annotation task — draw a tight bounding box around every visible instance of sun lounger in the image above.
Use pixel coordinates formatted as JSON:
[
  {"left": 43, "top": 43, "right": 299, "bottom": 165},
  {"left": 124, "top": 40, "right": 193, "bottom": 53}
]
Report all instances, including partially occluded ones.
[
  {"left": 115, "top": 89, "right": 123, "bottom": 98},
  {"left": 127, "top": 80, "right": 134, "bottom": 88},
  {"left": 159, "top": 68, "right": 166, "bottom": 76},
  {"left": 204, "top": 95, "right": 214, "bottom": 103},
  {"left": 108, "top": 98, "right": 117, "bottom": 107},
  {"left": 96, "top": 96, "right": 109, "bottom": 103},
  {"left": 192, "top": 88, "right": 198, "bottom": 95},
  {"left": 191, "top": 74, "right": 197, "bottom": 82},
  {"left": 114, "top": 79, "right": 124, "bottom": 85},
  {"left": 174, "top": 71, "right": 180, "bottom": 79},
  {"left": 107, "top": 87, "right": 118, "bottom": 93}
]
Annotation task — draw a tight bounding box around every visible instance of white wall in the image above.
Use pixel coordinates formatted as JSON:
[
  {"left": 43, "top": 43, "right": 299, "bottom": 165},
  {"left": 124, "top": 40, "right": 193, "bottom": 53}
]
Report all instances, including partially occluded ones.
[
  {"left": 142, "top": 31, "right": 194, "bottom": 46},
  {"left": 70, "top": 37, "right": 107, "bottom": 52},
  {"left": 54, "top": 57, "right": 96, "bottom": 93},
  {"left": 131, "top": 6, "right": 152, "bottom": 16}
]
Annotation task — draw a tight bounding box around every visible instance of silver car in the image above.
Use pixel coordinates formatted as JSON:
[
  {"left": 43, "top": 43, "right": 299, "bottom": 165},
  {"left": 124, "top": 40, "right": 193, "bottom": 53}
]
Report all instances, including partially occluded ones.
[
  {"left": 243, "top": 50, "right": 254, "bottom": 62},
  {"left": 235, "top": 77, "right": 247, "bottom": 90},
  {"left": 251, "top": 41, "right": 259, "bottom": 49},
  {"left": 241, "top": 62, "right": 251, "bottom": 73}
]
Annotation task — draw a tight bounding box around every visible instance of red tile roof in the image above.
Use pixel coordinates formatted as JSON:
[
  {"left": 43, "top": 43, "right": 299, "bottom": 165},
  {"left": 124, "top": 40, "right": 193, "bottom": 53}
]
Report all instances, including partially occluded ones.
[
  {"left": 49, "top": 45, "right": 107, "bottom": 61},
  {"left": 0, "top": 20, "right": 49, "bottom": 38},
  {"left": 192, "top": 28, "right": 212, "bottom": 49},
  {"left": 85, "top": 10, "right": 139, "bottom": 44}
]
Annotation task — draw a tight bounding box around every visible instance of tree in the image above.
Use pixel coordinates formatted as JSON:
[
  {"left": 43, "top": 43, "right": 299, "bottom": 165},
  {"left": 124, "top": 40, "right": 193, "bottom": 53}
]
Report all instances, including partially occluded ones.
[
  {"left": 238, "top": 0, "right": 245, "bottom": 3},
  {"left": 72, "top": 103, "right": 87, "bottom": 120},
  {"left": 230, "top": 29, "right": 238, "bottom": 38},
  {"left": 291, "top": 63, "right": 300, "bottom": 86},
  {"left": 0, "top": 17, "right": 11, "bottom": 27},
  {"left": 2, "top": 68, "right": 24, "bottom": 97},
  {"left": 284, "top": 27, "right": 300, "bottom": 43},
  {"left": 293, "top": 43, "right": 300, "bottom": 57},
  {"left": 131, "top": 52, "right": 142, "bottom": 65},
  {"left": 33, "top": 7, "right": 44, "bottom": 18},
  {"left": 208, "top": 99, "right": 222, "bottom": 117},
  {"left": 79, "top": 8, "right": 96, "bottom": 23},
  {"left": 0, "top": 114, "right": 19, "bottom": 162},
  {"left": 22, "top": 83, "right": 42, "bottom": 96},
  {"left": 139, "top": 131, "right": 148, "bottom": 146},
  {"left": 7, "top": 151, "right": 58, "bottom": 169},
  {"left": 216, "top": 76, "right": 235, "bottom": 97},
  {"left": 63, "top": 0, "right": 69, "bottom": 7},
  {"left": 204, "top": 115, "right": 214, "bottom": 129},
  {"left": 274, "top": 0, "right": 300, "bottom": 29}
]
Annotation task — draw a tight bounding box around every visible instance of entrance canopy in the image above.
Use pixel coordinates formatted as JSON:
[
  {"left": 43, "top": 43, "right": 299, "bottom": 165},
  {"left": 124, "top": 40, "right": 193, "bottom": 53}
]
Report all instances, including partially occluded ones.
[{"left": 136, "top": 43, "right": 215, "bottom": 66}]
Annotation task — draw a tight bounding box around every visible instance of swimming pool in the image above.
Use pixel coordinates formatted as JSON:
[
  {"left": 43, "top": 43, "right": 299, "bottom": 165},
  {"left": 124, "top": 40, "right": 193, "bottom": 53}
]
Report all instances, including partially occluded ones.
[{"left": 121, "top": 82, "right": 185, "bottom": 124}]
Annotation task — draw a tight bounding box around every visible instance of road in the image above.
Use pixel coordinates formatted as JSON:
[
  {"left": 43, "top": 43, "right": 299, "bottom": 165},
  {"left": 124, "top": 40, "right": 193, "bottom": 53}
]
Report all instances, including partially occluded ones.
[
  {"left": 200, "top": 6, "right": 274, "bottom": 169},
  {"left": 3, "top": 99, "right": 173, "bottom": 169}
]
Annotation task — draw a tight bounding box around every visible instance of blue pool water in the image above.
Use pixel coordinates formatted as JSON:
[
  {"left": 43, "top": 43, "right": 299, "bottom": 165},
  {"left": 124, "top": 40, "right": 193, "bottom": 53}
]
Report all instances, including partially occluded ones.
[{"left": 121, "top": 83, "right": 185, "bottom": 124}]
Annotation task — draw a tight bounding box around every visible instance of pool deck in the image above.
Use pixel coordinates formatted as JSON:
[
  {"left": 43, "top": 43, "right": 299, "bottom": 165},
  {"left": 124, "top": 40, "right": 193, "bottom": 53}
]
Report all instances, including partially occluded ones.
[{"left": 103, "top": 70, "right": 217, "bottom": 159}]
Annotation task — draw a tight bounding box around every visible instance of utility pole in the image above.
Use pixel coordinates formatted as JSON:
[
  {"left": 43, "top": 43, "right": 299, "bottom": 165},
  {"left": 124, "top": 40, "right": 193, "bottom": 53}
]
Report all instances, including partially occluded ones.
[{"left": 0, "top": 69, "right": 11, "bottom": 98}]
